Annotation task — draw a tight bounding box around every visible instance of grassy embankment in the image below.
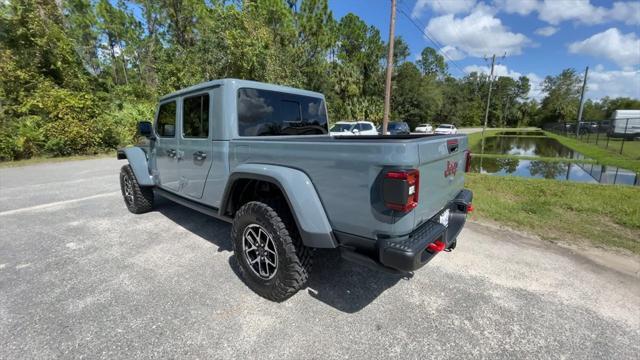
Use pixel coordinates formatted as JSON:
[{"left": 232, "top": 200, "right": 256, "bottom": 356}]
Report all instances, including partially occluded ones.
[
  {"left": 0, "top": 151, "right": 115, "bottom": 168},
  {"left": 547, "top": 131, "right": 640, "bottom": 161},
  {"left": 464, "top": 128, "right": 640, "bottom": 254},
  {"left": 466, "top": 173, "right": 640, "bottom": 254},
  {"left": 544, "top": 131, "right": 640, "bottom": 172}
]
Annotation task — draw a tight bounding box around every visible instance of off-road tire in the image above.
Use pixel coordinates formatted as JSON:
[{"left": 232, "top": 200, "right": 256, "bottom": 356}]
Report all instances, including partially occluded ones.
[
  {"left": 231, "top": 201, "right": 313, "bottom": 302},
  {"left": 119, "top": 164, "right": 154, "bottom": 214}
]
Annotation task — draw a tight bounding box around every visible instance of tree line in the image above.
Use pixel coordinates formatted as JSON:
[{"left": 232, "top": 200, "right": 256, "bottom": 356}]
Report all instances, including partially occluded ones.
[{"left": 1, "top": 0, "right": 638, "bottom": 160}]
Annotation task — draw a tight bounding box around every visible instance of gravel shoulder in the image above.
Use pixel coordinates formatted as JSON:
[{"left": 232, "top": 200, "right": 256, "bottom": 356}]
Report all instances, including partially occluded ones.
[{"left": 1, "top": 158, "right": 639, "bottom": 359}]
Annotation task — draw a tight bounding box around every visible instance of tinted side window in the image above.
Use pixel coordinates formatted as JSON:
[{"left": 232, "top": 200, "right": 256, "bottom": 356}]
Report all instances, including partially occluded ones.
[
  {"left": 183, "top": 94, "right": 210, "bottom": 138},
  {"left": 361, "top": 123, "right": 373, "bottom": 131},
  {"left": 157, "top": 101, "right": 177, "bottom": 137},
  {"left": 237, "top": 88, "right": 328, "bottom": 136}
]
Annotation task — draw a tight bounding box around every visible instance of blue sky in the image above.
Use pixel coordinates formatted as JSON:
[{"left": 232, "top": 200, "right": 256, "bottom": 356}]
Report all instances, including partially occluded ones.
[{"left": 329, "top": 0, "right": 640, "bottom": 101}]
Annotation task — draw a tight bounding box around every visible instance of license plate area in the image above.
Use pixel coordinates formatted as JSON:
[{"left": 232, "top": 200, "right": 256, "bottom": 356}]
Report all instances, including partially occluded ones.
[{"left": 439, "top": 208, "right": 450, "bottom": 228}]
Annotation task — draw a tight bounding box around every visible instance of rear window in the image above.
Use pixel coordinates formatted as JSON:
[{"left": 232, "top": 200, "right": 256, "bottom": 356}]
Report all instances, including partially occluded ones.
[{"left": 237, "top": 88, "right": 328, "bottom": 136}]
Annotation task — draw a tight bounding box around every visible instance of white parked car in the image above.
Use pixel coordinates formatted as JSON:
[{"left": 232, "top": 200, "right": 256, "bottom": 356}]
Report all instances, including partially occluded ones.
[
  {"left": 329, "top": 121, "right": 378, "bottom": 136},
  {"left": 434, "top": 124, "right": 458, "bottom": 135},
  {"left": 414, "top": 123, "right": 433, "bottom": 134}
]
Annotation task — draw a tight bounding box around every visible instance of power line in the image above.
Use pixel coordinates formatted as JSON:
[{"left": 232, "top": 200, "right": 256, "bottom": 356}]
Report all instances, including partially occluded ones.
[
  {"left": 397, "top": 3, "right": 446, "bottom": 49},
  {"left": 396, "top": 5, "right": 467, "bottom": 76},
  {"left": 397, "top": 6, "right": 466, "bottom": 75}
]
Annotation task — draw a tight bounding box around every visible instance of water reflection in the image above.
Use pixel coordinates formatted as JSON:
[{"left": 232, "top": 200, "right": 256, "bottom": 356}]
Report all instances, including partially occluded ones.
[
  {"left": 473, "top": 136, "right": 577, "bottom": 158},
  {"left": 471, "top": 157, "right": 639, "bottom": 186}
]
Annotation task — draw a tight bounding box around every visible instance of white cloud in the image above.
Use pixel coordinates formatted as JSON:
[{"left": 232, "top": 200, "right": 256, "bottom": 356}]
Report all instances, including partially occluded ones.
[
  {"left": 464, "top": 64, "right": 520, "bottom": 78},
  {"left": 609, "top": 1, "right": 640, "bottom": 25},
  {"left": 495, "top": 0, "right": 640, "bottom": 26},
  {"left": 537, "top": 0, "right": 608, "bottom": 25},
  {"left": 425, "top": 7, "right": 531, "bottom": 59},
  {"left": 526, "top": 73, "right": 545, "bottom": 101},
  {"left": 534, "top": 26, "right": 558, "bottom": 37},
  {"left": 568, "top": 28, "right": 640, "bottom": 69},
  {"left": 493, "top": 0, "right": 538, "bottom": 16},
  {"left": 440, "top": 45, "right": 466, "bottom": 61},
  {"left": 412, "top": 0, "right": 477, "bottom": 18},
  {"left": 586, "top": 65, "right": 640, "bottom": 100},
  {"left": 463, "top": 64, "right": 544, "bottom": 100}
]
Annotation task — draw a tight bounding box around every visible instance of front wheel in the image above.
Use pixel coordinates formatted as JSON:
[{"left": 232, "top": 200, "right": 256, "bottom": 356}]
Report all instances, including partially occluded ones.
[
  {"left": 231, "top": 201, "right": 312, "bottom": 301},
  {"left": 119, "top": 165, "right": 154, "bottom": 214}
]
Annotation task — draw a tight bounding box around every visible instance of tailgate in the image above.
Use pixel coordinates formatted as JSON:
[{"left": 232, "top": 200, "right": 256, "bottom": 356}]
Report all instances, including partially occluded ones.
[{"left": 414, "top": 135, "right": 467, "bottom": 227}]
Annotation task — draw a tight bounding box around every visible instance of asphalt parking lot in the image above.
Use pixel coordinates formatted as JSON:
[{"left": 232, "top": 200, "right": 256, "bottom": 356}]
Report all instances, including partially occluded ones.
[{"left": 1, "top": 158, "right": 639, "bottom": 359}]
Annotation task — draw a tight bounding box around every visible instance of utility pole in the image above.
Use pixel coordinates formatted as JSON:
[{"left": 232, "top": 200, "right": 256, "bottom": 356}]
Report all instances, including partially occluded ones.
[
  {"left": 576, "top": 66, "right": 589, "bottom": 136},
  {"left": 382, "top": 0, "right": 396, "bottom": 136},
  {"left": 480, "top": 54, "right": 496, "bottom": 155}
]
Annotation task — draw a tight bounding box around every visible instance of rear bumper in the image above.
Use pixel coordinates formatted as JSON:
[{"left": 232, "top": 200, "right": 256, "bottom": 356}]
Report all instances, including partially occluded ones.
[{"left": 338, "top": 189, "right": 473, "bottom": 273}]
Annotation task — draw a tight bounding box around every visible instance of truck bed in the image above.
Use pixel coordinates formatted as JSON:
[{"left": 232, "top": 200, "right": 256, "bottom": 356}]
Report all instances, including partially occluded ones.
[{"left": 228, "top": 133, "right": 468, "bottom": 241}]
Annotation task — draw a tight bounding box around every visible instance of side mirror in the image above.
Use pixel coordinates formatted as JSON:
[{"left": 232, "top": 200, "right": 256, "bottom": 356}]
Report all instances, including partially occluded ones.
[
  {"left": 138, "top": 121, "right": 153, "bottom": 138},
  {"left": 352, "top": 128, "right": 360, "bottom": 135}
]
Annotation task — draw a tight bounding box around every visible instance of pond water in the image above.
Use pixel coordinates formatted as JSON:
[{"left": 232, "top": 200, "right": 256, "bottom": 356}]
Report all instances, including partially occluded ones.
[
  {"left": 494, "top": 131, "right": 545, "bottom": 136},
  {"left": 472, "top": 136, "right": 579, "bottom": 158},
  {"left": 471, "top": 157, "right": 639, "bottom": 186}
]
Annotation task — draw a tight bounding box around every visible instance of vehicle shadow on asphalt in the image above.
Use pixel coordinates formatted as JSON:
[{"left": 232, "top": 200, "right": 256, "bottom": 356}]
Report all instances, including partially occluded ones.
[
  {"left": 155, "top": 197, "right": 411, "bottom": 313},
  {"left": 154, "top": 197, "right": 233, "bottom": 252},
  {"left": 305, "top": 249, "right": 412, "bottom": 313}
]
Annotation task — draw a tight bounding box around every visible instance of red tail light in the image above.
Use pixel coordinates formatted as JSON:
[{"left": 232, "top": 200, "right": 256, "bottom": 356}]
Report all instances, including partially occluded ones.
[
  {"left": 383, "top": 169, "right": 419, "bottom": 212},
  {"left": 464, "top": 150, "right": 472, "bottom": 173}
]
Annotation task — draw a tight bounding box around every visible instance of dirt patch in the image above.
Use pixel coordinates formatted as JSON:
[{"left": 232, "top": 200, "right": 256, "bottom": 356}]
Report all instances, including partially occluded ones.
[{"left": 470, "top": 219, "right": 640, "bottom": 279}]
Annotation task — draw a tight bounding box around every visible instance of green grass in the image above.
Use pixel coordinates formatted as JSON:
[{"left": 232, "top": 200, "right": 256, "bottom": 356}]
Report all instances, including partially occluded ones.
[
  {"left": 544, "top": 131, "right": 640, "bottom": 173},
  {"left": 552, "top": 132, "right": 640, "bottom": 160},
  {"left": 0, "top": 151, "right": 115, "bottom": 168},
  {"left": 466, "top": 173, "right": 640, "bottom": 254}
]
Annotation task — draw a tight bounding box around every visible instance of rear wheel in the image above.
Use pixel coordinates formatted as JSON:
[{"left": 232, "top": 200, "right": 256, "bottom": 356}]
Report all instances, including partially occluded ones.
[
  {"left": 119, "top": 165, "right": 154, "bottom": 214},
  {"left": 231, "top": 201, "right": 312, "bottom": 301}
]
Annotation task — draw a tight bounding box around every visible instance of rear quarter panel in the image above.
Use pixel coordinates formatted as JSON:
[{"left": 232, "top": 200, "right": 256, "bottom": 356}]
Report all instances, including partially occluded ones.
[{"left": 229, "top": 138, "right": 421, "bottom": 239}]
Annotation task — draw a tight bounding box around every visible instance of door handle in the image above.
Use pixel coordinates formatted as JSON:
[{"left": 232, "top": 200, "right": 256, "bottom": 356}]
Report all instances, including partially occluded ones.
[
  {"left": 193, "top": 151, "right": 207, "bottom": 161},
  {"left": 166, "top": 149, "right": 177, "bottom": 158}
]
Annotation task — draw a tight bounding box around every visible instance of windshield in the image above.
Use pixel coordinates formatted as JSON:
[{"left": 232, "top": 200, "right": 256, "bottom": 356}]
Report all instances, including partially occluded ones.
[
  {"left": 438, "top": 124, "right": 452, "bottom": 128},
  {"left": 330, "top": 123, "right": 354, "bottom": 132}
]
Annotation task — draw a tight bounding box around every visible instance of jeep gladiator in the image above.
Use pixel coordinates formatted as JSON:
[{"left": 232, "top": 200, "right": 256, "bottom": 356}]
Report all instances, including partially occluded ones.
[{"left": 118, "top": 79, "right": 473, "bottom": 301}]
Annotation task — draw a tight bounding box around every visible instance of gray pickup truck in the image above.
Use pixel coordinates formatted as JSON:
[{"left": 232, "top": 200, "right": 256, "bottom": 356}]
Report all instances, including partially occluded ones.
[{"left": 118, "top": 79, "right": 473, "bottom": 301}]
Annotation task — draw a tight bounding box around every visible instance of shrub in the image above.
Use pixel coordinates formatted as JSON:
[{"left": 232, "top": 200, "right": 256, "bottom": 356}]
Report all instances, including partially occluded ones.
[{"left": 96, "top": 101, "right": 155, "bottom": 149}]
